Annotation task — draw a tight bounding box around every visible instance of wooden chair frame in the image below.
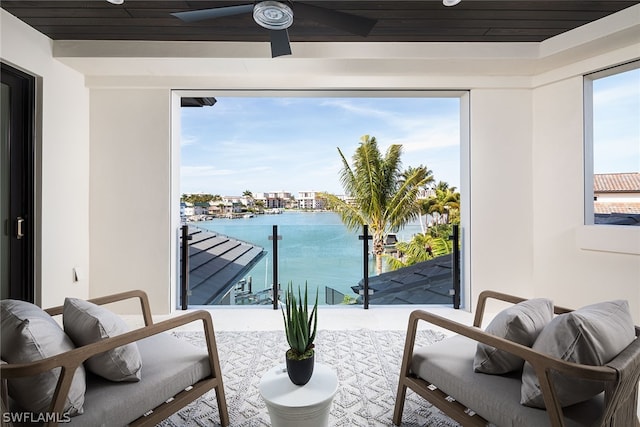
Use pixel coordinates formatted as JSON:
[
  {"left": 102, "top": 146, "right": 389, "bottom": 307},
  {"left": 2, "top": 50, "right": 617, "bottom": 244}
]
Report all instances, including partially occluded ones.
[
  {"left": 1, "top": 290, "right": 229, "bottom": 427},
  {"left": 393, "top": 290, "right": 640, "bottom": 427}
]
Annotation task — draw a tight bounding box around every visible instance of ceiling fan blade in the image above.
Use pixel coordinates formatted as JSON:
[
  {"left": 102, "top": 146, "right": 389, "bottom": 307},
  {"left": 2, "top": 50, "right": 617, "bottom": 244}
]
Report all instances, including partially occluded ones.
[
  {"left": 270, "top": 29, "right": 292, "bottom": 57},
  {"left": 171, "top": 4, "right": 254, "bottom": 23},
  {"left": 294, "top": 3, "right": 377, "bottom": 37}
]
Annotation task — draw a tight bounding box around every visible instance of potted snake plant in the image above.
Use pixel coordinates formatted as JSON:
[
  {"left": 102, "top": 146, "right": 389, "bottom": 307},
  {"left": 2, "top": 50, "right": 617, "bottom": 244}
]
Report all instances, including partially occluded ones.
[{"left": 281, "top": 282, "right": 318, "bottom": 385}]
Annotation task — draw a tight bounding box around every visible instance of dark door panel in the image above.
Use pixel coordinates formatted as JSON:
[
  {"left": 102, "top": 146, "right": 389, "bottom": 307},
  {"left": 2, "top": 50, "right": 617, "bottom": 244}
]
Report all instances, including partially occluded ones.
[{"left": 1, "top": 62, "right": 35, "bottom": 302}]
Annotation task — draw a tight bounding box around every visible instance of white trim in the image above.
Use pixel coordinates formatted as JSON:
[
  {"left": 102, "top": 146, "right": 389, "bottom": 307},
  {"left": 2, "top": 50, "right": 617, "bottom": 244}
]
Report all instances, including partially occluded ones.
[
  {"left": 170, "top": 91, "right": 183, "bottom": 311},
  {"left": 460, "top": 91, "right": 471, "bottom": 311},
  {"left": 170, "top": 89, "right": 471, "bottom": 311},
  {"left": 576, "top": 225, "right": 640, "bottom": 256},
  {"left": 583, "top": 60, "right": 640, "bottom": 228},
  {"left": 583, "top": 75, "right": 595, "bottom": 225}
]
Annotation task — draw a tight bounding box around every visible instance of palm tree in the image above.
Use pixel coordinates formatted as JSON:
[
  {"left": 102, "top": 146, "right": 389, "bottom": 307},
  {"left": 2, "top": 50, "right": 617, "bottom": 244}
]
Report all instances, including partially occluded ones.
[
  {"left": 181, "top": 193, "right": 216, "bottom": 204},
  {"left": 242, "top": 190, "right": 255, "bottom": 211},
  {"left": 402, "top": 165, "right": 435, "bottom": 233},
  {"left": 421, "top": 181, "right": 460, "bottom": 226},
  {"left": 322, "top": 135, "right": 432, "bottom": 275},
  {"left": 385, "top": 231, "right": 453, "bottom": 270},
  {"left": 402, "top": 165, "right": 435, "bottom": 188}
]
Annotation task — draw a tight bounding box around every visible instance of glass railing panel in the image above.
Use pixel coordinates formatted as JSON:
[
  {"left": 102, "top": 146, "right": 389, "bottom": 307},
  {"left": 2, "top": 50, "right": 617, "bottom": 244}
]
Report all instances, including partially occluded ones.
[{"left": 179, "top": 211, "right": 459, "bottom": 307}]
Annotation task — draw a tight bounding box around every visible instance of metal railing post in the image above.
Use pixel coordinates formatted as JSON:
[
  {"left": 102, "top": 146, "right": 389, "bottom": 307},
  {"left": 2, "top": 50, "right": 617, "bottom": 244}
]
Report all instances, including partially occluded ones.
[
  {"left": 269, "top": 225, "right": 282, "bottom": 310},
  {"left": 180, "top": 225, "right": 191, "bottom": 310},
  {"left": 359, "top": 224, "right": 372, "bottom": 309},
  {"left": 451, "top": 224, "right": 461, "bottom": 309}
]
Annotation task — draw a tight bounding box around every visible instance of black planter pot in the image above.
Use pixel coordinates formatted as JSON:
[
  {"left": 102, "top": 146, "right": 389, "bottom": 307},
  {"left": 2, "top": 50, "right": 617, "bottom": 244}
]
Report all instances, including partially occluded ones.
[{"left": 286, "top": 352, "right": 315, "bottom": 385}]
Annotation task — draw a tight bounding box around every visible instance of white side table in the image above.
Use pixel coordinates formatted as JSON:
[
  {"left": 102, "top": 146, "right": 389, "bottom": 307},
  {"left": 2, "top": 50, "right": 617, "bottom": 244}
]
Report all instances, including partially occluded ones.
[{"left": 259, "top": 363, "right": 338, "bottom": 427}]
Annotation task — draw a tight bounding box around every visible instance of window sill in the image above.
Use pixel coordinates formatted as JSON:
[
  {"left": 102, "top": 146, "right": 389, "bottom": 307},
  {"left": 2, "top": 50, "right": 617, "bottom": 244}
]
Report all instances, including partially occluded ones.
[{"left": 576, "top": 225, "right": 640, "bottom": 256}]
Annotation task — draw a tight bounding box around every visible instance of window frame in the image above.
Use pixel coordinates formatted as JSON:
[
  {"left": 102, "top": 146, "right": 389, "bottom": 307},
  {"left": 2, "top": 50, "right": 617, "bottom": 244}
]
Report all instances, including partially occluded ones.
[
  {"left": 170, "top": 89, "right": 472, "bottom": 309},
  {"left": 583, "top": 60, "right": 640, "bottom": 226},
  {"left": 580, "top": 61, "right": 640, "bottom": 255}
]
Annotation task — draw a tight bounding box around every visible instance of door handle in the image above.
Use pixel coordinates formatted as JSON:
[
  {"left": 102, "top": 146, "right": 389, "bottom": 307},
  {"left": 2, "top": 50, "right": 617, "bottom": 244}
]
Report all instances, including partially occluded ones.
[{"left": 16, "top": 217, "right": 24, "bottom": 239}]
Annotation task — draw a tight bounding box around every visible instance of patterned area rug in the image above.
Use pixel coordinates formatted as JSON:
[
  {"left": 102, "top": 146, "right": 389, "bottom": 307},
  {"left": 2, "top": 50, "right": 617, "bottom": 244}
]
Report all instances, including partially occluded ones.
[{"left": 159, "top": 329, "right": 461, "bottom": 427}]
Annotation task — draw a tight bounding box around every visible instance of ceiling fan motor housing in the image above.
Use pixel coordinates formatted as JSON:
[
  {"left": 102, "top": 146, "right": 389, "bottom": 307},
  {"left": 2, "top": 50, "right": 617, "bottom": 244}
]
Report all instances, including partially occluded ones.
[
  {"left": 171, "top": 1, "right": 376, "bottom": 57},
  {"left": 253, "top": 1, "right": 294, "bottom": 30}
]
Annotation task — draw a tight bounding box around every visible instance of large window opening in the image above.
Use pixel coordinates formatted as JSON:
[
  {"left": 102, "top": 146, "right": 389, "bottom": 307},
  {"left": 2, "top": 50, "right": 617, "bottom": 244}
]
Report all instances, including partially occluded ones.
[
  {"left": 585, "top": 62, "right": 640, "bottom": 226},
  {"left": 174, "top": 92, "right": 468, "bottom": 308}
]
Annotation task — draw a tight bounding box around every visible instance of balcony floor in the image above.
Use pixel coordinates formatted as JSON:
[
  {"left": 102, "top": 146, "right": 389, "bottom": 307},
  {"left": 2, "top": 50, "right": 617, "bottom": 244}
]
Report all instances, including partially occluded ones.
[
  {"left": 123, "top": 304, "right": 475, "bottom": 336},
  {"left": 120, "top": 304, "right": 640, "bottom": 419}
]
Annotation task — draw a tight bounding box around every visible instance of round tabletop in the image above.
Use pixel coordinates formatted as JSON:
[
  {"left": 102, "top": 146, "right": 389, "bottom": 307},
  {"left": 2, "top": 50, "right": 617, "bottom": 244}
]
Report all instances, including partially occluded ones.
[{"left": 259, "top": 363, "right": 338, "bottom": 409}]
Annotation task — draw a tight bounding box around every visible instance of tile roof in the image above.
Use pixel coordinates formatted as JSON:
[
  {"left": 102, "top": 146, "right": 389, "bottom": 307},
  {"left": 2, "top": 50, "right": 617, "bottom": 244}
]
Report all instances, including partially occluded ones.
[
  {"left": 183, "top": 226, "right": 265, "bottom": 305},
  {"left": 351, "top": 255, "right": 454, "bottom": 305},
  {"left": 594, "top": 202, "right": 640, "bottom": 214},
  {"left": 594, "top": 212, "right": 640, "bottom": 225},
  {"left": 594, "top": 173, "right": 640, "bottom": 193}
]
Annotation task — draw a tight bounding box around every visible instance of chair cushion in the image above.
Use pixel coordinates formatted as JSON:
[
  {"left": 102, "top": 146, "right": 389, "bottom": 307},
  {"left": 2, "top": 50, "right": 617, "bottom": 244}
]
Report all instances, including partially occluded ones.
[
  {"left": 64, "top": 298, "right": 142, "bottom": 382},
  {"left": 521, "top": 300, "right": 636, "bottom": 408},
  {"left": 0, "top": 299, "right": 85, "bottom": 415},
  {"left": 67, "top": 333, "right": 212, "bottom": 426},
  {"left": 412, "top": 335, "right": 604, "bottom": 427},
  {"left": 474, "top": 298, "right": 553, "bottom": 374}
]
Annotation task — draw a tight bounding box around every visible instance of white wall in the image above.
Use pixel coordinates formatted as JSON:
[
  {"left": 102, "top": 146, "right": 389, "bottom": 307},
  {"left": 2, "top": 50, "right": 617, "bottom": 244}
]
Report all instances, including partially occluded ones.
[
  {"left": 533, "top": 75, "right": 640, "bottom": 315},
  {"left": 2, "top": 5, "right": 639, "bottom": 317},
  {"left": 469, "top": 90, "right": 534, "bottom": 302},
  {"left": 1, "top": 10, "right": 90, "bottom": 308},
  {"left": 90, "top": 89, "right": 172, "bottom": 313}
]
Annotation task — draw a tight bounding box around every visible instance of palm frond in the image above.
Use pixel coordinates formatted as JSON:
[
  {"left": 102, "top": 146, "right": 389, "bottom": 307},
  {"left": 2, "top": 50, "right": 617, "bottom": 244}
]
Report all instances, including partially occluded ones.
[
  {"left": 327, "top": 134, "right": 444, "bottom": 275},
  {"left": 384, "top": 253, "right": 409, "bottom": 270},
  {"left": 319, "top": 192, "right": 365, "bottom": 231},
  {"left": 337, "top": 147, "right": 357, "bottom": 197}
]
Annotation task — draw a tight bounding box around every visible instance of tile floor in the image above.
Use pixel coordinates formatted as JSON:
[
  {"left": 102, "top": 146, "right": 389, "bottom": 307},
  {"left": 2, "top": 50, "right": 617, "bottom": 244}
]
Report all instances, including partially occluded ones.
[
  {"left": 123, "top": 304, "right": 475, "bottom": 336},
  {"left": 120, "top": 303, "right": 640, "bottom": 418}
]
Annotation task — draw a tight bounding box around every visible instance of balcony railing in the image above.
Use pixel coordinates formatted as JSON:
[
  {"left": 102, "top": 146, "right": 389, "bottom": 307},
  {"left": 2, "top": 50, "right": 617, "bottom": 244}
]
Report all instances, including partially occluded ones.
[{"left": 179, "top": 214, "right": 460, "bottom": 309}]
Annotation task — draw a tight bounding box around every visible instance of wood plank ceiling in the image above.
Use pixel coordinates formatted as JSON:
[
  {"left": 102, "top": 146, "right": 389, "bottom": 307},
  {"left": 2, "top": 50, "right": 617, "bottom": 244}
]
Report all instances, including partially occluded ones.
[{"left": 2, "top": 1, "right": 639, "bottom": 44}]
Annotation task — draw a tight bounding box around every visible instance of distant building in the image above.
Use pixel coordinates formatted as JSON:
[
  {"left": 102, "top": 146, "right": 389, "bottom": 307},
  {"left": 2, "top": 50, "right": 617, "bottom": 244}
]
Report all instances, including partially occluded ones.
[
  {"left": 417, "top": 188, "right": 436, "bottom": 200},
  {"left": 341, "top": 195, "right": 357, "bottom": 206},
  {"left": 222, "top": 196, "right": 242, "bottom": 204},
  {"left": 240, "top": 196, "right": 254, "bottom": 209},
  {"left": 213, "top": 201, "right": 242, "bottom": 215},
  {"left": 298, "top": 191, "right": 326, "bottom": 210},
  {"left": 183, "top": 201, "right": 195, "bottom": 217},
  {"left": 208, "top": 203, "right": 223, "bottom": 216},
  {"left": 275, "top": 191, "right": 293, "bottom": 200},
  {"left": 594, "top": 173, "right": 640, "bottom": 214},
  {"left": 193, "top": 202, "right": 210, "bottom": 216},
  {"left": 255, "top": 191, "right": 292, "bottom": 209}
]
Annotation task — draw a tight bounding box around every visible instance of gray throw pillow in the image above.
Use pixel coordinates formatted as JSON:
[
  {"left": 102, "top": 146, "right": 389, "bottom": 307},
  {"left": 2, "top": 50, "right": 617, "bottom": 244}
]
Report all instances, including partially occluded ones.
[
  {"left": 474, "top": 298, "right": 554, "bottom": 374},
  {"left": 521, "top": 300, "right": 636, "bottom": 408},
  {"left": 63, "top": 298, "right": 142, "bottom": 382},
  {"left": 0, "top": 299, "right": 85, "bottom": 415}
]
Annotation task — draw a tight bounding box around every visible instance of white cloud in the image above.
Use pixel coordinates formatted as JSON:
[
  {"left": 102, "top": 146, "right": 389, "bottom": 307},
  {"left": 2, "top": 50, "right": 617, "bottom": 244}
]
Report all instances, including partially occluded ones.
[
  {"left": 180, "top": 166, "right": 234, "bottom": 177},
  {"left": 180, "top": 135, "right": 199, "bottom": 147},
  {"left": 320, "top": 99, "right": 397, "bottom": 121},
  {"left": 386, "top": 123, "right": 460, "bottom": 153},
  {"left": 594, "top": 82, "right": 639, "bottom": 107},
  {"left": 181, "top": 97, "right": 462, "bottom": 194}
]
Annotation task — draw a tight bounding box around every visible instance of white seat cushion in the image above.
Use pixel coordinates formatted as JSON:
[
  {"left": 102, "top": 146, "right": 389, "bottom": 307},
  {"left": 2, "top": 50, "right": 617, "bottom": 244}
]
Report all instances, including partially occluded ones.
[
  {"left": 412, "top": 335, "right": 604, "bottom": 427},
  {"left": 67, "top": 333, "right": 211, "bottom": 426}
]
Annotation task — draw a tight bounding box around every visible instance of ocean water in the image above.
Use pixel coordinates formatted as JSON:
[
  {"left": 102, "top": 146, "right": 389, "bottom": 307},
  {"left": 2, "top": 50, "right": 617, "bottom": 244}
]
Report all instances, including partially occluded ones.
[{"left": 197, "top": 211, "right": 423, "bottom": 304}]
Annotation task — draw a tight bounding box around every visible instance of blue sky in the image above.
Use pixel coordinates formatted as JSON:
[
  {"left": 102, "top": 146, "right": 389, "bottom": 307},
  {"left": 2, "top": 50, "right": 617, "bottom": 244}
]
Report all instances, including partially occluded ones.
[
  {"left": 180, "top": 97, "right": 461, "bottom": 196},
  {"left": 593, "top": 68, "right": 640, "bottom": 174},
  {"left": 180, "top": 70, "right": 639, "bottom": 197}
]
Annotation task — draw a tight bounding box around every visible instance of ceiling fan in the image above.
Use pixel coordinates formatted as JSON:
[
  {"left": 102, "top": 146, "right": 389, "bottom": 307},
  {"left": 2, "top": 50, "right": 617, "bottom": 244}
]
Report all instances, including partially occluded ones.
[{"left": 171, "top": 1, "right": 378, "bottom": 58}]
